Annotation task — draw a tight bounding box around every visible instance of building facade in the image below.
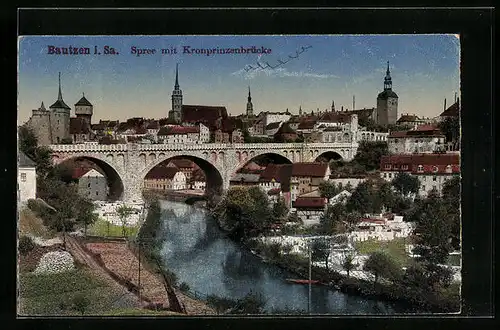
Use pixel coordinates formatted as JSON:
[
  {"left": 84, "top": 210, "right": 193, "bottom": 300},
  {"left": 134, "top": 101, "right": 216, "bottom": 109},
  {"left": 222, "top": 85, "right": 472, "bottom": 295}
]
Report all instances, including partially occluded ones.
[
  {"left": 380, "top": 153, "right": 460, "bottom": 196},
  {"left": 387, "top": 125, "right": 446, "bottom": 154},
  {"left": 78, "top": 169, "right": 109, "bottom": 201},
  {"left": 18, "top": 152, "right": 37, "bottom": 204},
  {"left": 375, "top": 62, "right": 398, "bottom": 126}
]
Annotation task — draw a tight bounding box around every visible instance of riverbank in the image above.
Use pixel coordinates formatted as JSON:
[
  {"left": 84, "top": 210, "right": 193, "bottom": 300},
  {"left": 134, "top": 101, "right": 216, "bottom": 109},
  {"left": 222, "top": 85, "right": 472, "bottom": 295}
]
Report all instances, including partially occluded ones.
[{"left": 240, "top": 236, "right": 460, "bottom": 313}]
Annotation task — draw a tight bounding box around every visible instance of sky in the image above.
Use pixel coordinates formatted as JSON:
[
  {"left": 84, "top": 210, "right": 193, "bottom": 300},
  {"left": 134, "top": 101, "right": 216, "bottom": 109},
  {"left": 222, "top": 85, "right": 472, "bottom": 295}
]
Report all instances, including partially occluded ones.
[{"left": 18, "top": 35, "right": 460, "bottom": 124}]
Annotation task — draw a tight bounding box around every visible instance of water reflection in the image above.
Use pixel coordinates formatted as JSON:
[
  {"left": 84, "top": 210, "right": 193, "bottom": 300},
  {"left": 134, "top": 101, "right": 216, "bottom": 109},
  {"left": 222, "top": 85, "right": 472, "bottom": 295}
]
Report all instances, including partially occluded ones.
[{"left": 158, "top": 200, "right": 415, "bottom": 314}]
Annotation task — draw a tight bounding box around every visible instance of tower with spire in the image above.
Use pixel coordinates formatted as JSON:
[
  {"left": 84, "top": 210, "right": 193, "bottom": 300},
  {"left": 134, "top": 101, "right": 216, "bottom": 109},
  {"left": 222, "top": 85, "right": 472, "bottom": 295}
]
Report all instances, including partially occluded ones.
[
  {"left": 48, "top": 72, "right": 71, "bottom": 143},
  {"left": 375, "top": 61, "right": 399, "bottom": 126},
  {"left": 169, "top": 64, "right": 183, "bottom": 123},
  {"left": 331, "top": 100, "right": 336, "bottom": 112},
  {"left": 246, "top": 86, "right": 253, "bottom": 117},
  {"left": 75, "top": 92, "right": 94, "bottom": 126},
  {"left": 299, "top": 105, "right": 302, "bottom": 116}
]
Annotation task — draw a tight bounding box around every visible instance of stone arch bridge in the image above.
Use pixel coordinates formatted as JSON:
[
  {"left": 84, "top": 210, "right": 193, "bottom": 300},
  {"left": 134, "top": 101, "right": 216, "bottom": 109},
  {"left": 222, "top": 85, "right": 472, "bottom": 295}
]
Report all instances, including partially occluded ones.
[{"left": 49, "top": 142, "right": 358, "bottom": 202}]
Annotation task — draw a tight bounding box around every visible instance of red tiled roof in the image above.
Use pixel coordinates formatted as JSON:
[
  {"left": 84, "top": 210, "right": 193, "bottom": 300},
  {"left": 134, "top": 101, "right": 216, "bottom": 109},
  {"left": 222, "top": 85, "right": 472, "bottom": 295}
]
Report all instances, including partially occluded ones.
[
  {"left": 169, "top": 159, "right": 194, "bottom": 169},
  {"left": 145, "top": 167, "right": 181, "bottom": 180},
  {"left": 388, "top": 131, "right": 408, "bottom": 138},
  {"left": 146, "top": 121, "right": 160, "bottom": 129},
  {"left": 359, "top": 218, "right": 386, "bottom": 225},
  {"left": 265, "top": 122, "right": 281, "bottom": 130},
  {"left": 440, "top": 101, "right": 459, "bottom": 117},
  {"left": 70, "top": 117, "right": 91, "bottom": 134},
  {"left": 292, "top": 162, "right": 329, "bottom": 177},
  {"left": 259, "top": 164, "right": 283, "bottom": 182},
  {"left": 318, "top": 112, "right": 351, "bottom": 123},
  {"left": 397, "top": 114, "right": 420, "bottom": 123},
  {"left": 181, "top": 105, "right": 228, "bottom": 129},
  {"left": 275, "top": 122, "right": 297, "bottom": 135},
  {"left": 157, "top": 125, "right": 199, "bottom": 136},
  {"left": 292, "top": 197, "right": 326, "bottom": 209},
  {"left": 380, "top": 154, "right": 460, "bottom": 174},
  {"left": 413, "top": 124, "right": 439, "bottom": 132},
  {"left": 267, "top": 188, "right": 281, "bottom": 195},
  {"left": 297, "top": 121, "right": 316, "bottom": 130},
  {"left": 72, "top": 167, "right": 91, "bottom": 179}
]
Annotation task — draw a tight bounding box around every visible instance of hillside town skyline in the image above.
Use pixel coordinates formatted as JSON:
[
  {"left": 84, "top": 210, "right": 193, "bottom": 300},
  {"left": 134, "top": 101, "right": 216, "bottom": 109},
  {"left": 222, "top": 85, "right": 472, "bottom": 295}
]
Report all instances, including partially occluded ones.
[{"left": 18, "top": 35, "right": 460, "bottom": 123}]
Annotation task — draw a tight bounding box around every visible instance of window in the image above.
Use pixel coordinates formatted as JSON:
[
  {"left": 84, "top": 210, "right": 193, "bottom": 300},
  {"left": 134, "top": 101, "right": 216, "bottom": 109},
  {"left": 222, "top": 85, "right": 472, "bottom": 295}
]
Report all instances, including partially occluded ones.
[
  {"left": 20, "top": 173, "right": 26, "bottom": 182},
  {"left": 402, "top": 165, "right": 408, "bottom": 170},
  {"left": 394, "top": 139, "right": 398, "bottom": 143},
  {"left": 96, "top": 191, "right": 98, "bottom": 196},
  {"left": 417, "top": 165, "right": 424, "bottom": 172},
  {"left": 433, "top": 176, "right": 437, "bottom": 181},
  {"left": 433, "top": 166, "right": 439, "bottom": 173},
  {"left": 389, "top": 173, "right": 392, "bottom": 178},
  {"left": 383, "top": 173, "right": 387, "bottom": 178},
  {"left": 88, "top": 183, "right": 91, "bottom": 187},
  {"left": 385, "top": 164, "right": 391, "bottom": 170}
]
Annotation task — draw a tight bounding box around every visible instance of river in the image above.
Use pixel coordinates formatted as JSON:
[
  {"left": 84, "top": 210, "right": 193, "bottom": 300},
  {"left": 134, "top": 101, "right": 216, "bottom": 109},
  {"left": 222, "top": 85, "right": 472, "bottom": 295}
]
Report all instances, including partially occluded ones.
[{"left": 158, "top": 200, "right": 419, "bottom": 314}]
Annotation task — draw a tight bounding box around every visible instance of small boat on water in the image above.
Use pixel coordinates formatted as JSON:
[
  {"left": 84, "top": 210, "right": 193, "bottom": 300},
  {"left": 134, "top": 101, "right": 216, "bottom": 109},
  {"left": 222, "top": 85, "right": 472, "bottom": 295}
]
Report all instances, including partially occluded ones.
[{"left": 285, "top": 279, "right": 320, "bottom": 285}]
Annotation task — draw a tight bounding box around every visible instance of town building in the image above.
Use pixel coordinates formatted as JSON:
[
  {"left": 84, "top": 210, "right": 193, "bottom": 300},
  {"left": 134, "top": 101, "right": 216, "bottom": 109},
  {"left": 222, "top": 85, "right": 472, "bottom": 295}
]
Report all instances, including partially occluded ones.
[
  {"left": 143, "top": 166, "right": 187, "bottom": 191},
  {"left": 77, "top": 169, "right": 109, "bottom": 201},
  {"left": 246, "top": 86, "right": 254, "bottom": 117},
  {"left": 375, "top": 61, "right": 398, "bottom": 126},
  {"left": 396, "top": 114, "right": 429, "bottom": 128},
  {"left": 167, "top": 159, "right": 195, "bottom": 182},
  {"left": 380, "top": 153, "right": 460, "bottom": 196},
  {"left": 18, "top": 151, "right": 37, "bottom": 204},
  {"left": 349, "top": 213, "right": 415, "bottom": 242},
  {"left": 273, "top": 122, "right": 298, "bottom": 142},
  {"left": 438, "top": 98, "right": 460, "bottom": 122},
  {"left": 156, "top": 123, "right": 210, "bottom": 144},
  {"left": 290, "top": 162, "right": 331, "bottom": 199},
  {"left": 292, "top": 196, "right": 327, "bottom": 226},
  {"left": 69, "top": 117, "right": 92, "bottom": 143},
  {"left": 74, "top": 93, "right": 93, "bottom": 126},
  {"left": 387, "top": 124, "right": 446, "bottom": 154},
  {"left": 328, "top": 174, "right": 366, "bottom": 190},
  {"left": 230, "top": 173, "right": 260, "bottom": 187},
  {"left": 189, "top": 167, "right": 206, "bottom": 190},
  {"left": 258, "top": 164, "right": 293, "bottom": 208},
  {"left": 26, "top": 73, "right": 72, "bottom": 145}
]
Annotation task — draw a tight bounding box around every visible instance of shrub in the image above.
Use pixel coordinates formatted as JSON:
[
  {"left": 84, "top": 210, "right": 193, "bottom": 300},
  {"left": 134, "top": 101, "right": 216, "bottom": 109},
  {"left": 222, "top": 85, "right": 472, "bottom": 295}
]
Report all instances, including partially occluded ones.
[
  {"left": 18, "top": 236, "right": 35, "bottom": 256},
  {"left": 72, "top": 293, "right": 90, "bottom": 315},
  {"left": 179, "top": 282, "right": 190, "bottom": 292}
]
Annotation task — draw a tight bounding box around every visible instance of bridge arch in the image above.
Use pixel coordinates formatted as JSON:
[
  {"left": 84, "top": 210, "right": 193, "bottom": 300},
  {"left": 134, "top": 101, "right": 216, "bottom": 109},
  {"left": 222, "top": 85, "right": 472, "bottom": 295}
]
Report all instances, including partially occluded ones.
[
  {"left": 315, "top": 151, "right": 343, "bottom": 163},
  {"left": 53, "top": 155, "right": 125, "bottom": 201},
  {"left": 141, "top": 155, "right": 225, "bottom": 195},
  {"left": 232, "top": 151, "right": 293, "bottom": 175}
]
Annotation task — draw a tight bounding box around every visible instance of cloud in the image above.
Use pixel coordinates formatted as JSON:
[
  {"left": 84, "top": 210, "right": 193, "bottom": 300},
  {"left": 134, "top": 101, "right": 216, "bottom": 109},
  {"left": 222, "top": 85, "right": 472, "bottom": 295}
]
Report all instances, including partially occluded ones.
[{"left": 232, "top": 67, "right": 340, "bottom": 80}]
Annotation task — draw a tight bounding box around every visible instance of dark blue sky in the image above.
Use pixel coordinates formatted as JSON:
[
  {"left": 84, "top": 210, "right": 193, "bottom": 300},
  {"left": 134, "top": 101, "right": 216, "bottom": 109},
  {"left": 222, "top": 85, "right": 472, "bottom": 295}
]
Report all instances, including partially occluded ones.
[{"left": 18, "top": 35, "right": 460, "bottom": 123}]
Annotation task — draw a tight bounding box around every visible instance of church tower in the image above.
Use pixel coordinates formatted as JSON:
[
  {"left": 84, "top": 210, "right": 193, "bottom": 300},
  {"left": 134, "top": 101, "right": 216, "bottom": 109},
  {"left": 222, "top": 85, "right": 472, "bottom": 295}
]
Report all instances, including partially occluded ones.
[
  {"left": 75, "top": 92, "right": 93, "bottom": 125},
  {"left": 331, "top": 100, "right": 336, "bottom": 112},
  {"left": 49, "top": 72, "right": 71, "bottom": 143},
  {"left": 169, "top": 64, "right": 183, "bottom": 123},
  {"left": 246, "top": 86, "right": 254, "bottom": 117},
  {"left": 376, "top": 61, "right": 398, "bottom": 126},
  {"left": 299, "top": 105, "right": 302, "bottom": 116}
]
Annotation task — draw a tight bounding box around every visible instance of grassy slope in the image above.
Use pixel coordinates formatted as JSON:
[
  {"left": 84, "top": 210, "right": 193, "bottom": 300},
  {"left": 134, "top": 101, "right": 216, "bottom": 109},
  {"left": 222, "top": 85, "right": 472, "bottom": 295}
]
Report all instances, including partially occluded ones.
[
  {"left": 18, "top": 207, "right": 51, "bottom": 238},
  {"left": 354, "top": 238, "right": 410, "bottom": 267},
  {"left": 87, "top": 218, "right": 139, "bottom": 237}
]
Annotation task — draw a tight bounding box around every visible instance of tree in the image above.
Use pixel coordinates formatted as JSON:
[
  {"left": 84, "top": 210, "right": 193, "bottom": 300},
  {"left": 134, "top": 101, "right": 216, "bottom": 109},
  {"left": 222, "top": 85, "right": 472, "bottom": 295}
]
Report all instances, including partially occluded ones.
[
  {"left": 72, "top": 293, "right": 90, "bottom": 315},
  {"left": 344, "top": 211, "right": 362, "bottom": 232},
  {"left": 320, "top": 203, "right": 347, "bottom": 235},
  {"left": 378, "top": 182, "right": 396, "bottom": 211},
  {"left": 363, "top": 251, "right": 402, "bottom": 285},
  {"left": 271, "top": 196, "right": 288, "bottom": 222},
  {"left": 77, "top": 198, "right": 99, "bottom": 236},
  {"left": 391, "top": 172, "right": 420, "bottom": 198},
  {"left": 60, "top": 137, "right": 73, "bottom": 144},
  {"left": 341, "top": 253, "right": 358, "bottom": 278},
  {"left": 346, "top": 182, "right": 373, "bottom": 214},
  {"left": 116, "top": 205, "right": 135, "bottom": 237},
  {"left": 311, "top": 238, "right": 331, "bottom": 271},
  {"left": 318, "top": 181, "right": 340, "bottom": 203},
  {"left": 442, "top": 176, "right": 461, "bottom": 250},
  {"left": 352, "top": 141, "right": 389, "bottom": 172},
  {"left": 18, "top": 125, "right": 38, "bottom": 159},
  {"left": 438, "top": 116, "right": 460, "bottom": 144},
  {"left": 18, "top": 236, "right": 36, "bottom": 256}
]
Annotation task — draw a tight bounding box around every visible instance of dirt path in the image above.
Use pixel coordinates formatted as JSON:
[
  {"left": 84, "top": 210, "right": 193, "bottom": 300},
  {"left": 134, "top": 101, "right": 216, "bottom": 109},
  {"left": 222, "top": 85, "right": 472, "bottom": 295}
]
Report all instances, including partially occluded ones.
[{"left": 64, "top": 235, "right": 141, "bottom": 309}]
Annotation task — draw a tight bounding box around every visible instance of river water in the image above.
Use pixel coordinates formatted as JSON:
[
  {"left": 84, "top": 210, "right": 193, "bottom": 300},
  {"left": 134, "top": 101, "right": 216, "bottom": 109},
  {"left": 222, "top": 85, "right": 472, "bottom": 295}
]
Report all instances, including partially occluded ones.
[{"left": 158, "top": 200, "right": 419, "bottom": 314}]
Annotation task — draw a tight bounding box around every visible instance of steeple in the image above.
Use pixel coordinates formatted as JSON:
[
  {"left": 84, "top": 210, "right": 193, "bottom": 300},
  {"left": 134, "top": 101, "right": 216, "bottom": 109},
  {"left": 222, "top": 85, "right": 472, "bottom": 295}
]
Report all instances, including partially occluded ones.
[
  {"left": 58, "top": 72, "right": 63, "bottom": 101},
  {"left": 174, "top": 63, "right": 179, "bottom": 89},
  {"left": 331, "top": 100, "right": 335, "bottom": 112},
  {"left": 246, "top": 86, "right": 253, "bottom": 117},
  {"left": 384, "top": 61, "right": 392, "bottom": 91},
  {"left": 299, "top": 105, "right": 302, "bottom": 116},
  {"left": 40, "top": 102, "right": 46, "bottom": 111}
]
